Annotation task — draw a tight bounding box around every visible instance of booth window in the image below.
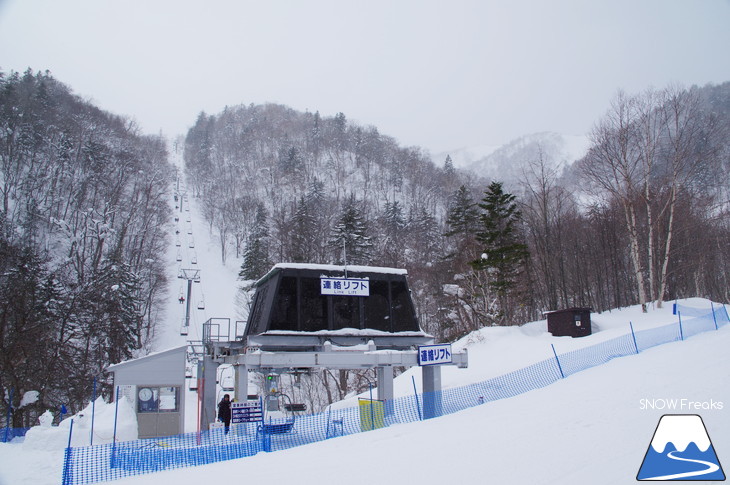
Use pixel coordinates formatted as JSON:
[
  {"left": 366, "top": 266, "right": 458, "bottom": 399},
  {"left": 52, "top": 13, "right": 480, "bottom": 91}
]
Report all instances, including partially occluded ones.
[
  {"left": 158, "top": 387, "right": 179, "bottom": 412},
  {"left": 137, "top": 386, "right": 180, "bottom": 413}
]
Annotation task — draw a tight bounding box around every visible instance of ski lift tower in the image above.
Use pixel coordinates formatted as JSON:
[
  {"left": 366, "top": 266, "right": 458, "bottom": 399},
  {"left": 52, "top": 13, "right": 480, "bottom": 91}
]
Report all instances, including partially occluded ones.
[
  {"left": 178, "top": 268, "right": 200, "bottom": 335},
  {"left": 196, "top": 263, "right": 468, "bottom": 432}
]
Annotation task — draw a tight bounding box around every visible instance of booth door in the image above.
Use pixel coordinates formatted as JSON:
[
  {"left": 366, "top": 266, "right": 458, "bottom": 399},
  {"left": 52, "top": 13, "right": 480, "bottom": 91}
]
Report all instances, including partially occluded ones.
[{"left": 136, "top": 386, "right": 182, "bottom": 438}]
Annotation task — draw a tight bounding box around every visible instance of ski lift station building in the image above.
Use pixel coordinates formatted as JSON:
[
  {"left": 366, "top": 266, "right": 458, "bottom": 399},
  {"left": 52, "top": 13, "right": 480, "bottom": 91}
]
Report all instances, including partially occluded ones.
[
  {"left": 108, "top": 263, "right": 468, "bottom": 437},
  {"left": 244, "top": 263, "right": 428, "bottom": 348}
]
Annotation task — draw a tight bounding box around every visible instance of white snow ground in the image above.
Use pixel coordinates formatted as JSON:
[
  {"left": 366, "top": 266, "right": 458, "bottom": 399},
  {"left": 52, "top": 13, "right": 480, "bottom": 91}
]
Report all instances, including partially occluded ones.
[
  {"left": 1, "top": 301, "right": 727, "bottom": 485},
  {"left": 0, "top": 148, "right": 727, "bottom": 484}
]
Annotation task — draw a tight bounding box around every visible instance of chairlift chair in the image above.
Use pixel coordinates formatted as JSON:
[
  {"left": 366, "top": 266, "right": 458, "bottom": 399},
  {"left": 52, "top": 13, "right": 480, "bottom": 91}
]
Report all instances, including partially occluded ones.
[{"left": 261, "top": 393, "right": 303, "bottom": 435}]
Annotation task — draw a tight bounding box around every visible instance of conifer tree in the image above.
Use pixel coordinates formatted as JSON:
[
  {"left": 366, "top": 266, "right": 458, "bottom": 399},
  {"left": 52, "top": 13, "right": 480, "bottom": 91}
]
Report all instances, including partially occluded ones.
[
  {"left": 470, "top": 181, "right": 529, "bottom": 301},
  {"left": 445, "top": 185, "right": 480, "bottom": 238},
  {"left": 291, "top": 196, "right": 316, "bottom": 262},
  {"left": 379, "top": 201, "right": 406, "bottom": 266},
  {"left": 444, "top": 185, "right": 480, "bottom": 267},
  {"left": 239, "top": 204, "right": 272, "bottom": 280},
  {"left": 329, "top": 195, "right": 373, "bottom": 265}
]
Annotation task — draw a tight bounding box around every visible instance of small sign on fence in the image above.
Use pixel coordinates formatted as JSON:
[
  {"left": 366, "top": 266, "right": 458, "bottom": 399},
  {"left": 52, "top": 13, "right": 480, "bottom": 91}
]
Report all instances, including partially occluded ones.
[
  {"left": 418, "top": 344, "right": 453, "bottom": 366},
  {"left": 231, "top": 401, "right": 263, "bottom": 424}
]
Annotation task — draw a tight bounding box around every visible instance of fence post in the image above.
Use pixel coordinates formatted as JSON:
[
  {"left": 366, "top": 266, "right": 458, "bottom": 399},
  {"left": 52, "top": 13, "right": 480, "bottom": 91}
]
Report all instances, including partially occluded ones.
[
  {"left": 629, "top": 322, "right": 639, "bottom": 354},
  {"left": 411, "top": 376, "right": 422, "bottom": 421},
  {"left": 62, "top": 419, "right": 74, "bottom": 485},
  {"left": 111, "top": 387, "right": 120, "bottom": 468},
  {"left": 90, "top": 377, "right": 96, "bottom": 446},
  {"left": 551, "top": 344, "right": 565, "bottom": 379},
  {"left": 325, "top": 407, "right": 331, "bottom": 439},
  {"left": 710, "top": 302, "right": 719, "bottom": 330},
  {"left": 368, "top": 384, "right": 375, "bottom": 431},
  {"left": 678, "top": 310, "right": 684, "bottom": 341},
  {"left": 4, "top": 388, "right": 12, "bottom": 443}
]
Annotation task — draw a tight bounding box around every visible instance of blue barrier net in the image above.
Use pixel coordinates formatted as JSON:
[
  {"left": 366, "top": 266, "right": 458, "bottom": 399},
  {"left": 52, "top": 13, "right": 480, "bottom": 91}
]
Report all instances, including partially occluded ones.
[
  {"left": 61, "top": 303, "right": 729, "bottom": 485},
  {"left": 0, "top": 428, "right": 29, "bottom": 443}
]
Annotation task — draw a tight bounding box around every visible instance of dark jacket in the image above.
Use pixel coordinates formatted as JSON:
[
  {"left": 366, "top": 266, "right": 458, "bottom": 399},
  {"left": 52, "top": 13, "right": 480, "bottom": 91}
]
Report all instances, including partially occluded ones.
[{"left": 218, "top": 398, "right": 231, "bottom": 422}]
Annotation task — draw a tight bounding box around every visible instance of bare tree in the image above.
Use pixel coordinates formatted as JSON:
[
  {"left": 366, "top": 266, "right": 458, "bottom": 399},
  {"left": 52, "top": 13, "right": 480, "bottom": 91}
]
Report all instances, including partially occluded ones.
[
  {"left": 653, "top": 85, "right": 721, "bottom": 307},
  {"left": 580, "top": 91, "right": 650, "bottom": 311},
  {"left": 519, "top": 146, "right": 575, "bottom": 311}
]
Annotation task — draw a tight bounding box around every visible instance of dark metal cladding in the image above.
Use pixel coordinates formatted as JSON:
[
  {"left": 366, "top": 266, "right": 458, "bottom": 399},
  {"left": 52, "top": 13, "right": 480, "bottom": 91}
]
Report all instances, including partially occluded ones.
[{"left": 243, "top": 263, "right": 421, "bottom": 338}]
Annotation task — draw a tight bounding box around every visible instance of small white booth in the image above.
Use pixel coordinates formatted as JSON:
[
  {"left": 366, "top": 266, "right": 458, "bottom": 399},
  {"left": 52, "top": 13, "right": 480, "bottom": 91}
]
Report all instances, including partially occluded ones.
[{"left": 107, "top": 346, "right": 187, "bottom": 439}]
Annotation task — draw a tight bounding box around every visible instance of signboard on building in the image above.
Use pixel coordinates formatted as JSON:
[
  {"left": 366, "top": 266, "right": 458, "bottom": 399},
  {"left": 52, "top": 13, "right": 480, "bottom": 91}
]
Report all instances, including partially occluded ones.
[
  {"left": 320, "top": 277, "right": 370, "bottom": 296},
  {"left": 231, "top": 400, "right": 263, "bottom": 424},
  {"left": 418, "top": 344, "right": 453, "bottom": 366},
  {"left": 118, "top": 384, "right": 136, "bottom": 405}
]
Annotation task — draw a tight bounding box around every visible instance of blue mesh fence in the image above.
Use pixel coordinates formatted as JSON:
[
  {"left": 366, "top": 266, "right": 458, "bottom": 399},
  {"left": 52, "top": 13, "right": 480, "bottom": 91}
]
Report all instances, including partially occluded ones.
[
  {"left": 61, "top": 303, "right": 729, "bottom": 485},
  {"left": 1, "top": 427, "right": 30, "bottom": 443}
]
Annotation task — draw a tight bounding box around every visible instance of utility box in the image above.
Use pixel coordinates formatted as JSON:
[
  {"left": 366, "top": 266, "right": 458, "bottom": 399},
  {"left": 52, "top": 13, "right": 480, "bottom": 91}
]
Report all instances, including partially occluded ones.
[{"left": 545, "top": 307, "right": 592, "bottom": 338}]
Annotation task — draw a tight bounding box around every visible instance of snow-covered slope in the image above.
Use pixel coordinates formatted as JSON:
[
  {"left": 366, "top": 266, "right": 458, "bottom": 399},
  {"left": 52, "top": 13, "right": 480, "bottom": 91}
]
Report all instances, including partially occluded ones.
[
  {"left": 1, "top": 298, "right": 727, "bottom": 485},
  {"left": 156, "top": 145, "right": 242, "bottom": 353}
]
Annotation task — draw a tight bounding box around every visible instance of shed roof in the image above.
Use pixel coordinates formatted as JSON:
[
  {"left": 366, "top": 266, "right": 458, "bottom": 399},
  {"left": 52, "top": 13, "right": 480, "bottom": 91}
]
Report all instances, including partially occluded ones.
[
  {"left": 543, "top": 307, "right": 593, "bottom": 316},
  {"left": 107, "top": 345, "right": 187, "bottom": 372}
]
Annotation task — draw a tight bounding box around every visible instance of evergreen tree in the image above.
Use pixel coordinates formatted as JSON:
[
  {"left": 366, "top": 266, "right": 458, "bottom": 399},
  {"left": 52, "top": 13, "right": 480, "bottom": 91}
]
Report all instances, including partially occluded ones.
[
  {"left": 444, "top": 185, "right": 481, "bottom": 267},
  {"left": 75, "top": 258, "right": 143, "bottom": 371},
  {"left": 0, "top": 240, "right": 68, "bottom": 426},
  {"left": 379, "top": 201, "right": 406, "bottom": 266},
  {"left": 445, "top": 185, "right": 480, "bottom": 238},
  {"left": 470, "top": 181, "right": 529, "bottom": 300},
  {"left": 239, "top": 204, "right": 272, "bottom": 280},
  {"left": 291, "top": 195, "right": 316, "bottom": 262},
  {"left": 329, "top": 195, "right": 373, "bottom": 265},
  {"left": 443, "top": 155, "right": 455, "bottom": 177},
  {"left": 407, "top": 205, "right": 442, "bottom": 264}
]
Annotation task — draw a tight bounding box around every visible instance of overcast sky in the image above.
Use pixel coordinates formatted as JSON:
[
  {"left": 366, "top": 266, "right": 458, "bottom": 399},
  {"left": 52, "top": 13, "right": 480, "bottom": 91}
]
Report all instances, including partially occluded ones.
[{"left": 1, "top": 0, "right": 728, "bottom": 156}]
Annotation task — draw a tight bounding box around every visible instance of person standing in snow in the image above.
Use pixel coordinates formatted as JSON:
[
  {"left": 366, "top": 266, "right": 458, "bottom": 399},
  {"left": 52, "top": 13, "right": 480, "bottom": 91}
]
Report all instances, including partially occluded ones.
[{"left": 218, "top": 394, "right": 232, "bottom": 435}]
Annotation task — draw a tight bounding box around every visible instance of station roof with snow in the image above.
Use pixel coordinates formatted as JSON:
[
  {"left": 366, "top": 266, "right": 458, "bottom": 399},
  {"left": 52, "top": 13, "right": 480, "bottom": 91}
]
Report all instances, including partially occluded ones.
[{"left": 243, "top": 263, "right": 424, "bottom": 342}]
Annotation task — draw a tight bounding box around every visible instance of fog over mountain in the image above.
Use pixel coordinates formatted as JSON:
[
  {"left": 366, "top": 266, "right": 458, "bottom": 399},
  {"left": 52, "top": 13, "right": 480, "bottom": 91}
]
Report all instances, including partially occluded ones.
[{"left": 439, "top": 132, "right": 590, "bottom": 188}]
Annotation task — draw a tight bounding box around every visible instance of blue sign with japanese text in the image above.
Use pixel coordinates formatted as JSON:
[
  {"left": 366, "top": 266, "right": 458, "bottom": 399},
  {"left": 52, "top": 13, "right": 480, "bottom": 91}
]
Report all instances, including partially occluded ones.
[
  {"left": 418, "top": 344, "right": 453, "bottom": 366},
  {"left": 320, "top": 277, "right": 370, "bottom": 296},
  {"left": 231, "top": 401, "right": 263, "bottom": 424}
]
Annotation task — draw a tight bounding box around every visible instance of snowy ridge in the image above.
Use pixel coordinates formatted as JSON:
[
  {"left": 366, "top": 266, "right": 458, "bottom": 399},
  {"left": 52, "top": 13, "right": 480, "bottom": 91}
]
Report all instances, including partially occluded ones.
[{"left": 461, "top": 132, "right": 590, "bottom": 185}]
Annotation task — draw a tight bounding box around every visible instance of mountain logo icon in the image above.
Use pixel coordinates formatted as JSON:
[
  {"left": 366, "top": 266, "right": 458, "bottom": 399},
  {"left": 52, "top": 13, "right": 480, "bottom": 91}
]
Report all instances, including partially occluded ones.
[{"left": 637, "top": 414, "right": 725, "bottom": 481}]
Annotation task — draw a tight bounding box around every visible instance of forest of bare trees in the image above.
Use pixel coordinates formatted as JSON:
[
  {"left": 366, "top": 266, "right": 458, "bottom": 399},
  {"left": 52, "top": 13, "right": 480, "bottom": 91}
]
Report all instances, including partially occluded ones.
[
  {"left": 1, "top": 68, "right": 728, "bottom": 423},
  {"left": 183, "top": 82, "right": 729, "bottom": 341},
  {"left": 0, "top": 70, "right": 173, "bottom": 425}
]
